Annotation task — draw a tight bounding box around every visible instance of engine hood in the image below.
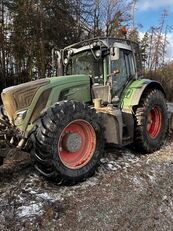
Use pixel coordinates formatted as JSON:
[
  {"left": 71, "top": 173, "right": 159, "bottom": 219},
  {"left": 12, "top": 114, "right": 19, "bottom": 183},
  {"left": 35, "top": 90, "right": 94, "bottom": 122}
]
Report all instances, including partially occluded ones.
[
  {"left": 1, "top": 75, "right": 90, "bottom": 123},
  {"left": 1, "top": 79, "right": 49, "bottom": 122}
]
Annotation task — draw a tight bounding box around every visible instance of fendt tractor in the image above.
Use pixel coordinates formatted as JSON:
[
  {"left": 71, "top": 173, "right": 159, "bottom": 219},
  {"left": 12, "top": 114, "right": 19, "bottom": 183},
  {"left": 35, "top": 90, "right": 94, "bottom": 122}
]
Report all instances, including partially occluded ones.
[{"left": 0, "top": 36, "right": 173, "bottom": 184}]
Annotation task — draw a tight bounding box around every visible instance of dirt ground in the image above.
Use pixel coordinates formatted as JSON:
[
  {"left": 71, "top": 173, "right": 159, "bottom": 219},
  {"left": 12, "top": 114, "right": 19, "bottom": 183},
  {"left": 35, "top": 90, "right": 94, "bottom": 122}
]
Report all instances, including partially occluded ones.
[{"left": 0, "top": 138, "right": 173, "bottom": 231}]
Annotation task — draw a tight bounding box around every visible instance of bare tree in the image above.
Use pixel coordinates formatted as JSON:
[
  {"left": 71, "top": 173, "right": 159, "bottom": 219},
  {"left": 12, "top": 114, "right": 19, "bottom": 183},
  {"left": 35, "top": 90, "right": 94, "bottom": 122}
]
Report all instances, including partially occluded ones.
[{"left": 152, "top": 10, "right": 168, "bottom": 71}]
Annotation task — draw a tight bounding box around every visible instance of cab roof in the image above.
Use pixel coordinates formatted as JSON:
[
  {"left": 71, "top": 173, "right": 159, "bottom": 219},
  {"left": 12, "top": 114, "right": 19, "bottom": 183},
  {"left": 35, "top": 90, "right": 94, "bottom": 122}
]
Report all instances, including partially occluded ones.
[{"left": 63, "top": 37, "right": 139, "bottom": 52}]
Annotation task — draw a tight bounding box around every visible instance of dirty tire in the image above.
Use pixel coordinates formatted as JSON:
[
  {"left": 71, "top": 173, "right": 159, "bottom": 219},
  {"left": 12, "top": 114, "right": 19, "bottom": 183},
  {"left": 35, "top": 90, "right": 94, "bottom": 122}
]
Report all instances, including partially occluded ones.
[
  {"left": 134, "top": 89, "right": 168, "bottom": 153},
  {"left": 31, "top": 101, "right": 105, "bottom": 184}
]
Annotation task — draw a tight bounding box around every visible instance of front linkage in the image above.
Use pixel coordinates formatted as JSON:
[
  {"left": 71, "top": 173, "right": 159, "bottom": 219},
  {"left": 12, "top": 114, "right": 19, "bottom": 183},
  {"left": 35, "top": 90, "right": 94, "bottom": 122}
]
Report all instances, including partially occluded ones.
[{"left": 0, "top": 106, "right": 22, "bottom": 157}]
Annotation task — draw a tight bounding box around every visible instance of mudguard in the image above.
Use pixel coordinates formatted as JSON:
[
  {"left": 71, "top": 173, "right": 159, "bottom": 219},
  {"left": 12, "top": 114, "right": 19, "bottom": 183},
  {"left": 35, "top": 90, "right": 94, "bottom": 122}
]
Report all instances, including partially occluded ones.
[{"left": 120, "top": 79, "right": 166, "bottom": 112}]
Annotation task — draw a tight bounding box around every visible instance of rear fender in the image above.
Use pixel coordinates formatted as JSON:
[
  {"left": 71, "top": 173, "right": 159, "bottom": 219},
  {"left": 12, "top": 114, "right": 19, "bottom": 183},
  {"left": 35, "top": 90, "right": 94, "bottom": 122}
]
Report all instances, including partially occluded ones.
[
  {"left": 120, "top": 79, "right": 166, "bottom": 141},
  {"left": 120, "top": 79, "right": 166, "bottom": 112}
]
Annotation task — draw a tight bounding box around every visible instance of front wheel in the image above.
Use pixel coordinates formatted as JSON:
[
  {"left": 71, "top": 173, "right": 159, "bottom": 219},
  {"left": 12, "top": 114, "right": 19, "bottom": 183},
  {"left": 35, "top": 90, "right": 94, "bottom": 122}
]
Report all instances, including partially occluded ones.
[
  {"left": 134, "top": 89, "right": 168, "bottom": 153},
  {"left": 31, "top": 101, "right": 105, "bottom": 184}
]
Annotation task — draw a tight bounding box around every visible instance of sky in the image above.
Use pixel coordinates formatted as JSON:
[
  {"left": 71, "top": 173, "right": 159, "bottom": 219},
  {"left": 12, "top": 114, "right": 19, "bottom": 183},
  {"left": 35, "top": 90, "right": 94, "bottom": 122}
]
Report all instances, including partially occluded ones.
[{"left": 134, "top": 0, "right": 173, "bottom": 60}]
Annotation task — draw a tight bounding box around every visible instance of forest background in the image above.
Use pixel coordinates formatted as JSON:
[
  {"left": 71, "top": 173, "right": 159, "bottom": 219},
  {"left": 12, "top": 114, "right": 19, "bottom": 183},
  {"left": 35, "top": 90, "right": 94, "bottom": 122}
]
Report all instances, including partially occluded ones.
[{"left": 0, "top": 0, "right": 173, "bottom": 101}]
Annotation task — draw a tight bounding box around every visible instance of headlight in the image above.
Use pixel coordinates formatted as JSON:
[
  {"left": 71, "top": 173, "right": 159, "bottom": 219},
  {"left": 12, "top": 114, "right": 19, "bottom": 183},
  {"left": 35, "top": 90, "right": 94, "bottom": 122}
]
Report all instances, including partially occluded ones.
[
  {"left": 15, "top": 110, "right": 27, "bottom": 125},
  {"left": 95, "top": 50, "right": 101, "bottom": 58}
]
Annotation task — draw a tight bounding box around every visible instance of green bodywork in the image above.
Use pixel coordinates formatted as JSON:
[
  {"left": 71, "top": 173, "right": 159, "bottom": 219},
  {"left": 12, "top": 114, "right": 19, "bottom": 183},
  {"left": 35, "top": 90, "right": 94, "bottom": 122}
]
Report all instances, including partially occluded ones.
[
  {"left": 120, "top": 79, "right": 144, "bottom": 110},
  {"left": 8, "top": 75, "right": 165, "bottom": 139},
  {"left": 120, "top": 78, "right": 165, "bottom": 113},
  {"left": 16, "top": 75, "right": 91, "bottom": 136}
]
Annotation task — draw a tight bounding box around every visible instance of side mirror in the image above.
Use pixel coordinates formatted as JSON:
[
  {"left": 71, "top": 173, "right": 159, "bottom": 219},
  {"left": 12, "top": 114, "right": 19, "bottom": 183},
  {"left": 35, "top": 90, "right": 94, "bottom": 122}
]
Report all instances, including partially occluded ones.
[
  {"left": 95, "top": 50, "right": 102, "bottom": 58},
  {"left": 110, "top": 47, "right": 119, "bottom": 61}
]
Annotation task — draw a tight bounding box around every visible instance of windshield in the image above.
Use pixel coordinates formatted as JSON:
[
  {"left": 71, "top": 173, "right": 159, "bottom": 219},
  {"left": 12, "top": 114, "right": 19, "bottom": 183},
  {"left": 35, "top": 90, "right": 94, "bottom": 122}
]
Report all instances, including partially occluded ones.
[{"left": 66, "top": 50, "right": 103, "bottom": 78}]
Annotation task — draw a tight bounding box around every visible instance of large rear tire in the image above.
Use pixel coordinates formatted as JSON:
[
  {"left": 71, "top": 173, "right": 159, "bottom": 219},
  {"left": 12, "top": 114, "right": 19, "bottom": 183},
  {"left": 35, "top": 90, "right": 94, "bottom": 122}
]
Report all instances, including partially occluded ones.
[
  {"left": 31, "top": 101, "right": 105, "bottom": 184},
  {"left": 134, "top": 89, "right": 168, "bottom": 153}
]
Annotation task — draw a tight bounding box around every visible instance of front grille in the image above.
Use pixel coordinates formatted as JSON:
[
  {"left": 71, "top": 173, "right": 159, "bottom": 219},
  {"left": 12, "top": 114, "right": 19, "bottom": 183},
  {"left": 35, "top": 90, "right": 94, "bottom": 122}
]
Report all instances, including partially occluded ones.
[
  {"left": 1, "top": 79, "right": 49, "bottom": 121},
  {"left": 14, "top": 85, "right": 42, "bottom": 110},
  {"left": 30, "top": 89, "right": 51, "bottom": 123}
]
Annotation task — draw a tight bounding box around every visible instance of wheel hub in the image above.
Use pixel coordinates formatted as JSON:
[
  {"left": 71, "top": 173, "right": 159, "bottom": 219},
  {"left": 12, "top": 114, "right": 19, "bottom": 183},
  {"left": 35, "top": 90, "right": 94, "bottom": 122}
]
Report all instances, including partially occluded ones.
[
  {"left": 62, "top": 133, "right": 82, "bottom": 153},
  {"left": 58, "top": 119, "right": 96, "bottom": 169}
]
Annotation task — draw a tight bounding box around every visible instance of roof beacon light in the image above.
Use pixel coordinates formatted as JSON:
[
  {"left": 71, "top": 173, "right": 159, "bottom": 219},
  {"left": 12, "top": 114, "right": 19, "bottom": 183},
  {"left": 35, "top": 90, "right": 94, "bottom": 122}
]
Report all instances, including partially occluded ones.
[{"left": 121, "top": 26, "right": 127, "bottom": 36}]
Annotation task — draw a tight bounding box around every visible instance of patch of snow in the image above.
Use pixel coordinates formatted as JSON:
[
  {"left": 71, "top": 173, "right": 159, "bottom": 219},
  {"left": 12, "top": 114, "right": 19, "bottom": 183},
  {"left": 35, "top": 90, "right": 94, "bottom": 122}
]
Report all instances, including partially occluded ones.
[
  {"left": 162, "top": 195, "right": 168, "bottom": 201},
  {"left": 124, "top": 163, "right": 130, "bottom": 168},
  {"left": 30, "top": 190, "right": 38, "bottom": 195},
  {"left": 104, "top": 161, "right": 122, "bottom": 171},
  {"left": 132, "top": 176, "right": 144, "bottom": 191},
  {"left": 147, "top": 174, "right": 156, "bottom": 183},
  {"left": 17, "top": 202, "right": 43, "bottom": 218},
  {"left": 16, "top": 194, "right": 25, "bottom": 203},
  {"left": 122, "top": 151, "right": 140, "bottom": 163},
  {"left": 37, "top": 192, "right": 63, "bottom": 202},
  {"left": 100, "top": 149, "right": 141, "bottom": 173}
]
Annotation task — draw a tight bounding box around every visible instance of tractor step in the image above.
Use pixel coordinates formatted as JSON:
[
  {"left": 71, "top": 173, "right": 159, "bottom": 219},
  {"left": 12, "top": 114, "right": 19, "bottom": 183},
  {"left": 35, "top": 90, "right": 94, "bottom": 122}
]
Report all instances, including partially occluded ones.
[
  {"left": 122, "top": 123, "right": 132, "bottom": 145},
  {"left": 122, "top": 136, "right": 132, "bottom": 146}
]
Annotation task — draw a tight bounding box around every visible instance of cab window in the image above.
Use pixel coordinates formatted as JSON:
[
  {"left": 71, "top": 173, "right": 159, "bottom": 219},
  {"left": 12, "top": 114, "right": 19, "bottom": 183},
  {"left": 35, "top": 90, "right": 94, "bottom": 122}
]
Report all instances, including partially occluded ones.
[{"left": 111, "top": 49, "right": 135, "bottom": 97}]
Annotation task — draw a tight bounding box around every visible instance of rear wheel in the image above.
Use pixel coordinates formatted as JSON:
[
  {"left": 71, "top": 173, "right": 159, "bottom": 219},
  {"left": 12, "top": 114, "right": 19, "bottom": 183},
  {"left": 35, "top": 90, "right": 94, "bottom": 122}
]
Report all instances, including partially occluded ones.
[
  {"left": 31, "top": 101, "right": 104, "bottom": 184},
  {"left": 134, "top": 89, "right": 168, "bottom": 153}
]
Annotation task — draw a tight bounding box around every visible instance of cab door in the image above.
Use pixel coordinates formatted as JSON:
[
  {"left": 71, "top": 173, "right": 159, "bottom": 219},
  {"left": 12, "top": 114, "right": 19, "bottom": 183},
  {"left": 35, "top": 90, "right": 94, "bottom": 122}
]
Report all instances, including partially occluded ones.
[{"left": 111, "top": 49, "right": 135, "bottom": 98}]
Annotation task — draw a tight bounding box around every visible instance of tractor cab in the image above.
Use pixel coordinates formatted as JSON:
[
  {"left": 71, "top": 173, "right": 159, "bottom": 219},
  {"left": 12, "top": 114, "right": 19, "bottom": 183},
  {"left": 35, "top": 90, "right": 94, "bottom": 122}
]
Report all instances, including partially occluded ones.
[{"left": 62, "top": 38, "right": 142, "bottom": 104}]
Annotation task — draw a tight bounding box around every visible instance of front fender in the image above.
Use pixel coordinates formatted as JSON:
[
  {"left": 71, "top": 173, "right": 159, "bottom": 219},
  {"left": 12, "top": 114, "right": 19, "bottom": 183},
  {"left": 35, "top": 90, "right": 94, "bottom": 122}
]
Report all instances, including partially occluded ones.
[{"left": 120, "top": 79, "right": 166, "bottom": 112}]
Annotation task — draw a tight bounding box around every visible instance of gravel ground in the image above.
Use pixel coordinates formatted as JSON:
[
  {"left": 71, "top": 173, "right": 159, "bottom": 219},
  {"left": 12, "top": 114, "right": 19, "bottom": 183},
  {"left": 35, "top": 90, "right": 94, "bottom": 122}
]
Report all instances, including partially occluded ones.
[{"left": 0, "top": 138, "right": 173, "bottom": 231}]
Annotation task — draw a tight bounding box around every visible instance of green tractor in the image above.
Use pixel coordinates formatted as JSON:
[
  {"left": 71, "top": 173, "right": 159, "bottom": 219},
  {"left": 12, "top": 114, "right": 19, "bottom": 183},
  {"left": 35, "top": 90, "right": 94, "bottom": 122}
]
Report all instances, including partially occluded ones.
[{"left": 0, "top": 37, "right": 170, "bottom": 184}]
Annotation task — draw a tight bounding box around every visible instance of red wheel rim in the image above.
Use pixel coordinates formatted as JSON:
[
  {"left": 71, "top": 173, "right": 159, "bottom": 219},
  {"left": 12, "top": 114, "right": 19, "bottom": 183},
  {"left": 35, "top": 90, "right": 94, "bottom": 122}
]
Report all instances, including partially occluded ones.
[
  {"left": 147, "top": 106, "right": 161, "bottom": 139},
  {"left": 58, "top": 120, "right": 96, "bottom": 169}
]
